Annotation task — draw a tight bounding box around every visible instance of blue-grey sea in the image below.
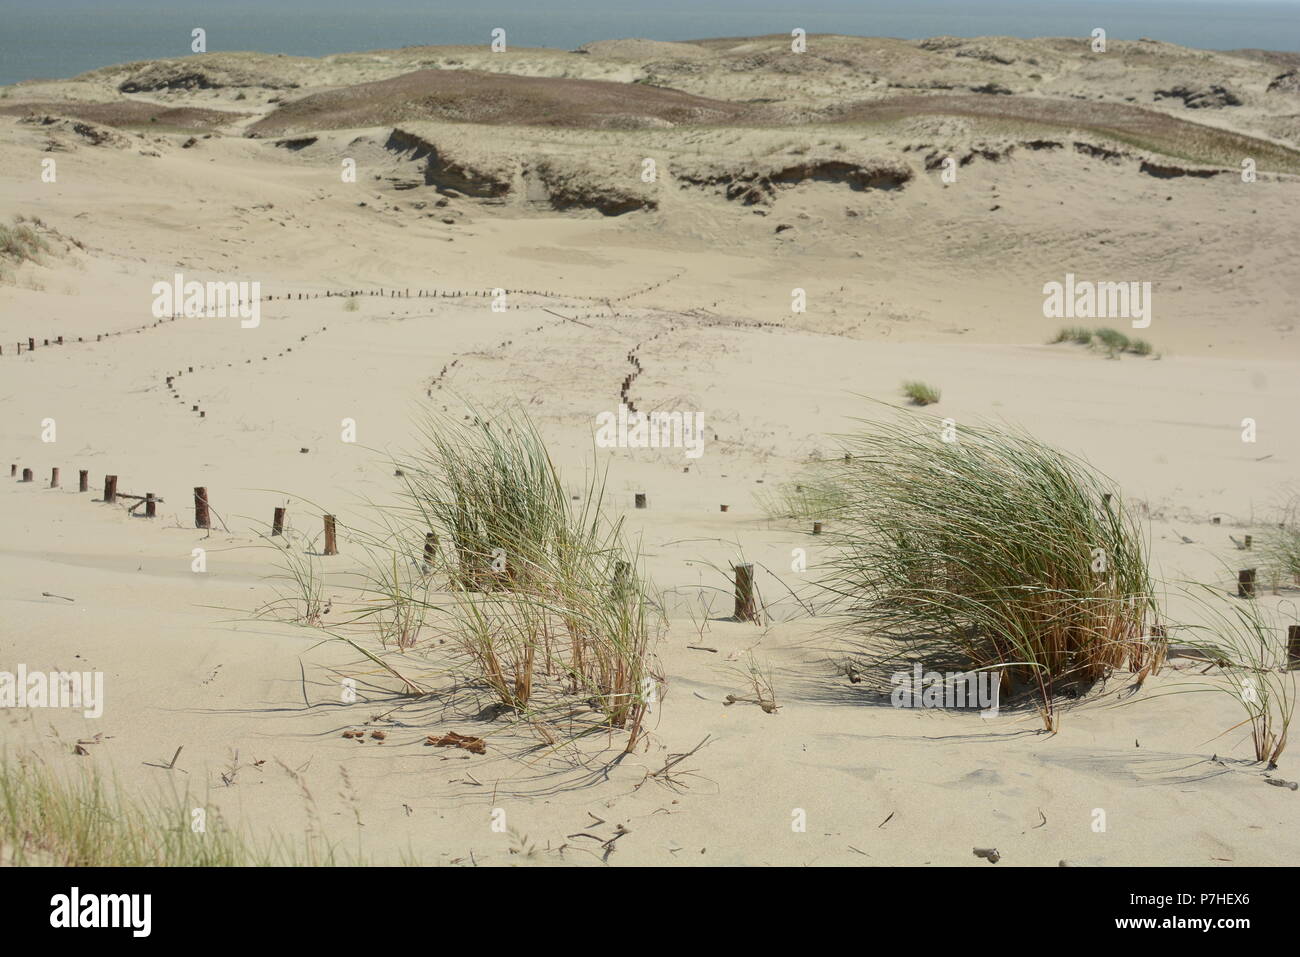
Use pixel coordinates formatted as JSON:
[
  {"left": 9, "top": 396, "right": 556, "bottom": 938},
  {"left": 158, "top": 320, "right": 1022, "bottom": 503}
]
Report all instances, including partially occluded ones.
[{"left": 1, "top": 0, "right": 1298, "bottom": 86}]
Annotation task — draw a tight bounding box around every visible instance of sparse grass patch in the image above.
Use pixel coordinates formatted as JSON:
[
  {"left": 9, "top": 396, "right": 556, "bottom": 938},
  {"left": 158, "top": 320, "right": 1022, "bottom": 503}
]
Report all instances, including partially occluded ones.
[
  {"left": 0, "top": 218, "right": 51, "bottom": 265},
  {"left": 1169, "top": 585, "right": 1296, "bottom": 766},
  {"left": 1260, "top": 494, "right": 1300, "bottom": 592},
  {"left": 755, "top": 473, "right": 851, "bottom": 522},
  {"left": 901, "top": 380, "right": 941, "bottom": 406},
  {"left": 1051, "top": 326, "right": 1094, "bottom": 345},
  {"left": 1052, "top": 326, "right": 1155, "bottom": 358},
  {"left": 0, "top": 751, "right": 363, "bottom": 865},
  {"left": 1093, "top": 327, "right": 1131, "bottom": 355}
]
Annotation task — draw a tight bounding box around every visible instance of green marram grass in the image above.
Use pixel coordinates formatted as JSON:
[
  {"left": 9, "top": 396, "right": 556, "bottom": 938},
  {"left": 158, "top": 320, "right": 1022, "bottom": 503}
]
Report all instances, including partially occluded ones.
[
  {"left": 1159, "top": 584, "right": 1296, "bottom": 766},
  {"left": 755, "top": 473, "right": 852, "bottom": 522},
  {"left": 1051, "top": 326, "right": 1154, "bottom": 357},
  {"left": 901, "top": 380, "right": 941, "bottom": 406},
  {"left": 0, "top": 752, "right": 371, "bottom": 866},
  {"left": 389, "top": 404, "right": 660, "bottom": 749},
  {"left": 823, "top": 408, "right": 1158, "bottom": 727},
  {"left": 1259, "top": 492, "right": 1300, "bottom": 592}
]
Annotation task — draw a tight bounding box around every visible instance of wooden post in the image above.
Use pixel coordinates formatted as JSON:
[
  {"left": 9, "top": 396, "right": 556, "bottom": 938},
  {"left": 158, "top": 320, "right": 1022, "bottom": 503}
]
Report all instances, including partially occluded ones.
[
  {"left": 193, "top": 487, "right": 210, "bottom": 529},
  {"left": 733, "top": 564, "right": 757, "bottom": 623},
  {"left": 812, "top": 521, "right": 823, "bottom": 535},
  {"left": 1238, "top": 568, "right": 1256, "bottom": 599},
  {"left": 49, "top": 467, "right": 59, "bottom": 488},
  {"left": 104, "top": 475, "right": 117, "bottom": 503},
  {"left": 271, "top": 507, "right": 286, "bottom": 536},
  {"left": 634, "top": 493, "right": 647, "bottom": 509},
  {"left": 421, "top": 531, "right": 437, "bottom": 569},
  {"left": 1289, "top": 625, "right": 1300, "bottom": 669},
  {"left": 78, "top": 469, "right": 88, "bottom": 492},
  {"left": 8, "top": 464, "right": 14, "bottom": 477},
  {"left": 20, "top": 468, "right": 32, "bottom": 483},
  {"left": 1212, "top": 516, "right": 1221, "bottom": 525},
  {"left": 1244, "top": 535, "right": 1252, "bottom": 550},
  {"left": 145, "top": 493, "right": 157, "bottom": 518},
  {"left": 27, "top": 337, "right": 34, "bottom": 351},
  {"left": 323, "top": 515, "right": 338, "bottom": 555},
  {"left": 720, "top": 504, "right": 729, "bottom": 512}
]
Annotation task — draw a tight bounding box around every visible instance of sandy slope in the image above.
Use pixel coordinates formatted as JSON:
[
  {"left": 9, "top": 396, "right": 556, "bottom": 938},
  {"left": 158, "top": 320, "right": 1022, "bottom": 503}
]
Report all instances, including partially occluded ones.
[{"left": 1, "top": 36, "right": 1298, "bottom": 866}]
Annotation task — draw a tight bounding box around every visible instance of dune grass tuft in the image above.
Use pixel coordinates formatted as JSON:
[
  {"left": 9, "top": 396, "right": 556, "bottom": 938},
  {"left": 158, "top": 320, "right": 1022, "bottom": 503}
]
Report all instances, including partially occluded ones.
[
  {"left": 1052, "top": 326, "right": 1154, "bottom": 358},
  {"left": 901, "top": 380, "right": 941, "bottom": 406},
  {"left": 755, "top": 473, "right": 851, "bottom": 522},
  {"left": 1092, "top": 327, "right": 1130, "bottom": 355},
  {"left": 1051, "top": 326, "right": 1094, "bottom": 345},
  {"left": 0, "top": 751, "right": 364, "bottom": 866},
  {"left": 1170, "top": 584, "right": 1296, "bottom": 766},
  {"left": 823, "top": 408, "right": 1157, "bottom": 727},
  {"left": 389, "top": 405, "right": 660, "bottom": 748},
  {"left": 1259, "top": 493, "right": 1300, "bottom": 592}
]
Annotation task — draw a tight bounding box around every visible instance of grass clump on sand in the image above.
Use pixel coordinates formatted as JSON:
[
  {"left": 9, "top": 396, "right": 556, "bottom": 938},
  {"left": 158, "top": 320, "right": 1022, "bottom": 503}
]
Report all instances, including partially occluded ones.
[
  {"left": 391, "top": 405, "right": 660, "bottom": 749},
  {"left": 0, "top": 216, "right": 52, "bottom": 269},
  {"left": 1051, "top": 326, "right": 1095, "bottom": 346},
  {"left": 1092, "top": 327, "right": 1130, "bottom": 355},
  {"left": 1052, "top": 326, "right": 1154, "bottom": 358},
  {"left": 823, "top": 408, "right": 1158, "bottom": 728},
  {"left": 901, "top": 380, "right": 941, "bottom": 406}
]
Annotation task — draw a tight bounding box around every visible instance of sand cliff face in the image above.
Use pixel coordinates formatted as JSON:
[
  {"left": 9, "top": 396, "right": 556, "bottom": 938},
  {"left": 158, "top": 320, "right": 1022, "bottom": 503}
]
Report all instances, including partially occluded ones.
[{"left": 2, "top": 35, "right": 1300, "bottom": 867}]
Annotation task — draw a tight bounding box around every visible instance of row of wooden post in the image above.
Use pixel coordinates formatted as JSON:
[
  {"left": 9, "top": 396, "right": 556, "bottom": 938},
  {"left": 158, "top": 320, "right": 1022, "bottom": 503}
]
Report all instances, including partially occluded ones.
[
  {"left": 10, "top": 467, "right": 1287, "bottom": 644},
  {"left": 8, "top": 466, "right": 339, "bottom": 552}
]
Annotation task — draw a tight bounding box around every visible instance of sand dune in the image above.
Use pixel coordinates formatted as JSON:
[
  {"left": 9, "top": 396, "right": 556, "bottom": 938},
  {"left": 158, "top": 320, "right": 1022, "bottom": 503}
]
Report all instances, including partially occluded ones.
[{"left": 1, "top": 34, "right": 1298, "bottom": 866}]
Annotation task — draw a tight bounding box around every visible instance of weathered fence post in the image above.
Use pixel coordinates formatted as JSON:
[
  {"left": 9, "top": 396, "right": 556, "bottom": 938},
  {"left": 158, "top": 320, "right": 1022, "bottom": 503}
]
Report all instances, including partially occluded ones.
[
  {"left": 104, "top": 475, "right": 118, "bottom": 503},
  {"left": 271, "top": 506, "right": 286, "bottom": 536},
  {"left": 733, "top": 563, "right": 757, "bottom": 623},
  {"left": 634, "top": 493, "right": 647, "bottom": 509},
  {"left": 145, "top": 493, "right": 157, "bottom": 518},
  {"left": 49, "top": 467, "right": 59, "bottom": 488},
  {"left": 20, "top": 468, "right": 32, "bottom": 483},
  {"left": 1238, "top": 568, "right": 1256, "bottom": 599},
  {"left": 194, "top": 487, "right": 210, "bottom": 529},
  {"left": 78, "top": 469, "right": 88, "bottom": 492},
  {"left": 323, "top": 515, "right": 338, "bottom": 555},
  {"left": 421, "top": 531, "right": 437, "bottom": 569}
]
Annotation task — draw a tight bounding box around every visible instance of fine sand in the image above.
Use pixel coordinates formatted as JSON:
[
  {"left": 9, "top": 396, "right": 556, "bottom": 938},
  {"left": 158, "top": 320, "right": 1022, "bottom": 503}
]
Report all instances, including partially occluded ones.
[{"left": 1, "top": 34, "right": 1298, "bottom": 865}]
